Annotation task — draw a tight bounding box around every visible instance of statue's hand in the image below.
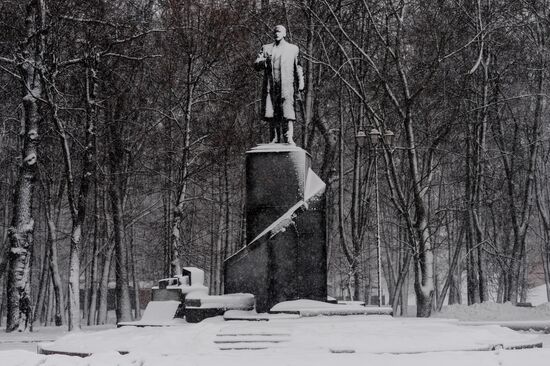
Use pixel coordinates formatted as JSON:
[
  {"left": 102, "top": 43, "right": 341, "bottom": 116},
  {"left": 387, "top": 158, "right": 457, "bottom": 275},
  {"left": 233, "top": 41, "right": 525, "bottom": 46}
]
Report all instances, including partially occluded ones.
[{"left": 254, "top": 53, "right": 267, "bottom": 70}]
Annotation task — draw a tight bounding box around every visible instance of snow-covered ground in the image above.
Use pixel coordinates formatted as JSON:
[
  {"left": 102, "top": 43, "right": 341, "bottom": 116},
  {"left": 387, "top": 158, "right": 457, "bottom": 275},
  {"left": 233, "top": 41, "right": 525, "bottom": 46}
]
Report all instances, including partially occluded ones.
[
  {"left": 528, "top": 284, "right": 550, "bottom": 306},
  {"left": 0, "top": 324, "right": 116, "bottom": 353},
  {"left": 40, "top": 314, "right": 544, "bottom": 354},
  {"left": 431, "top": 283, "right": 550, "bottom": 356},
  {"left": 0, "top": 311, "right": 546, "bottom": 366},
  {"left": 434, "top": 301, "right": 550, "bottom": 321},
  {"left": 0, "top": 286, "right": 548, "bottom": 366},
  {"left": 432, "top": 283, "right": 550, "bottom": 330},
  {"left": 3, "top": 347, "right": 550, "bottom": 366}
]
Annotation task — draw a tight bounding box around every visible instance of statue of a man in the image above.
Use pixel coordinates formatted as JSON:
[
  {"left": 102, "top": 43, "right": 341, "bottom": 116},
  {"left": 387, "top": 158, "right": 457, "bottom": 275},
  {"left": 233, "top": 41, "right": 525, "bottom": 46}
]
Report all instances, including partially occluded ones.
[{"left": 255, "top": 25, "right": 304, "bottom": 144}]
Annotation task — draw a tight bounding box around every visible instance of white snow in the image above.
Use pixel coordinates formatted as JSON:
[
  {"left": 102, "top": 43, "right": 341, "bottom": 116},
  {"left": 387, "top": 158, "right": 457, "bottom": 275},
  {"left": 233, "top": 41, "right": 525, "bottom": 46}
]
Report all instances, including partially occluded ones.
[
  {"left": 182, "top": 267, "right": 205, "bottom": 286},
  {"left": 138, "top": 301, "right": 180, "bottom": 322},
  {"left": 435, "top": 301, "right": 550, "bottom": 322},
  {"left": 117, "top": 300, "right": 187, "bottom": 327},
  {"left": 36, "top": 315, "right": 539, "bottom": 355},
  {"left": 270, "top": 299, "right": 392, "bottom": 316},
  {"left": 0, "top": 312, "right": 549, "bottom": 365},
  {"left": 152, "top": 268, "right": 209, "bottom": 295},
  {"left": 246, "top": 143, "right": 305, "bottom": 153},
  {"left": 3, "top": 348, "right": 550, "bottom": 366},
  {"left": 223, "top": 309, "right": 300, "bottom": 320},
  {"left": 528, "top": 284, "right": 550, "bottom": 306},
  {"left": 433, "top": 300, "right": 550, "bottom": 331},
  {"left": 271, "top": 299, "right": 359, "bottom": 311}
]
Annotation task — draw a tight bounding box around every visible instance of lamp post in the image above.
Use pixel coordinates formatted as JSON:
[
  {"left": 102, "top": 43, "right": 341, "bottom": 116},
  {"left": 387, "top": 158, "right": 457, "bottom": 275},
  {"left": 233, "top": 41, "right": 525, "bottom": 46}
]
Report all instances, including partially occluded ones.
[{"left": 356, "top": 127, "right": 394, "bottom": 307}]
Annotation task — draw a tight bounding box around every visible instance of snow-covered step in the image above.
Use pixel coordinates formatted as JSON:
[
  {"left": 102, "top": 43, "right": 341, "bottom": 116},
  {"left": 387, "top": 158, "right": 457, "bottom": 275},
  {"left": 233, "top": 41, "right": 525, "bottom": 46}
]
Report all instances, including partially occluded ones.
[
  {"left": 215, "top": 332, "right": 291, "bottom": 351},
  {"left": 216, "top": 334, "right": 290, "bottom": 341},
  {"left": 217, "top": 345, "right": 270, "bottom": 351},
  {"left": 223, "top": 310, "right": 299, "bottom": 321}
]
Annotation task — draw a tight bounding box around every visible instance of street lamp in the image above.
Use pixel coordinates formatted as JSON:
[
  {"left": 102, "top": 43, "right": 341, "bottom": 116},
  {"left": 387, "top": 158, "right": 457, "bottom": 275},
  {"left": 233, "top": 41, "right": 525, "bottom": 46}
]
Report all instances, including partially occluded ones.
[
  {"left": 356, "top": 128, "right": 394, "bottom": 148},
  {"left": 383, "top": 130, "right": 395, "bottom": 146},
  {"left": 369, "top": 128, "right": 381, "bottom": 145},
  {"left": 356, "top": 127, "right": 394, "bottom": 307}
]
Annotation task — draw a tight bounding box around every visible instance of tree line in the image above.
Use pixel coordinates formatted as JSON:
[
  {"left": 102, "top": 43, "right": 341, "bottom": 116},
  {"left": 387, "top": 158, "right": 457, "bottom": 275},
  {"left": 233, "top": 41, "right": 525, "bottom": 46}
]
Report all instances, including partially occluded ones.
[{"left": 0, "top": 0, "right": 549, "bottom": 331}]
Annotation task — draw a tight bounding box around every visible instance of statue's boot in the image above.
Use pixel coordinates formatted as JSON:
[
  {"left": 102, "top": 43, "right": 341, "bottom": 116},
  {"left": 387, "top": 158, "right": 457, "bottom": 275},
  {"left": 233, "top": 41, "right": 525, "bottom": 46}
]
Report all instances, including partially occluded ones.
[
  {"left": 268, "top": 118, "right": 278, "bottom": 144},
  {"left": 286, "top": 120, "right": 295, "bottom": 145}
]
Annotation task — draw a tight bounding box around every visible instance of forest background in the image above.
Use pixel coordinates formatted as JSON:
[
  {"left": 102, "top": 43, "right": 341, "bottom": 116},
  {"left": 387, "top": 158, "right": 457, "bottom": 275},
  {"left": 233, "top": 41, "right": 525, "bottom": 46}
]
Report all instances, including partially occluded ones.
[{"left": 1, "top": 0, "right": 550, "bottom": 332}]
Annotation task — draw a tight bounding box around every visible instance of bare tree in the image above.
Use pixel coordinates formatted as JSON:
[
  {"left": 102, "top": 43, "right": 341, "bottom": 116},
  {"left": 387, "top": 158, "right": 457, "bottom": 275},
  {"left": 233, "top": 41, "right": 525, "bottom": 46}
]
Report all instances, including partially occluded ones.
[{"left": 2, "top": 0, "right": 46, "bottom": 332}]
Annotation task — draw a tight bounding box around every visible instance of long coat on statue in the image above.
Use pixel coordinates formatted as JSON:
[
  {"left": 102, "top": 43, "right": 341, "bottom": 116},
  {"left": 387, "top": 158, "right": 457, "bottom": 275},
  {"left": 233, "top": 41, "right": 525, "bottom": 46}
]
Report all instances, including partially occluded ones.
[{"left": 255, "top": 39, "right": 304, "bottom": 121}]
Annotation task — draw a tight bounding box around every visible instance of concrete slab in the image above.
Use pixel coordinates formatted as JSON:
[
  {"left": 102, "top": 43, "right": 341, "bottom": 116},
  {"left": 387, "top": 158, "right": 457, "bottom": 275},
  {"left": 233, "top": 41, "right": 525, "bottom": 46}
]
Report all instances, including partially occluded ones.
[{"left": 117, "top": 300, "right": 183, "bottom": 327}]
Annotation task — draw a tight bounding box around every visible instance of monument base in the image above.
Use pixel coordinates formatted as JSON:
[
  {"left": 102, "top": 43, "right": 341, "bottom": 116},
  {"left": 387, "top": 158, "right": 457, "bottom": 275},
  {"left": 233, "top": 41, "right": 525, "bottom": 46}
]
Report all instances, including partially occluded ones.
[{"left": 224, "top": 144, "right": 326, "bottom": 313}]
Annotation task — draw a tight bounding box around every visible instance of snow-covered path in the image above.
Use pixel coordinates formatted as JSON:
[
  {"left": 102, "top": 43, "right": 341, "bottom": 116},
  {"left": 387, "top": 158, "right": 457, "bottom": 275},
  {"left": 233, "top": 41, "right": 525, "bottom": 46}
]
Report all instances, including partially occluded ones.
[
  {"left": 36, "top": 315, "right": 542, "bottom": 355},
  {"left": 2, "top": 299, "right": 550, "bottom": 366},
  {"left": 0, "top": 314, "right": 548, "bottom": 365},
  {"left": 0, "top": 324, "right": 116, "bottom": 353},
  {"left": 3, "top": 344, "right": 550, "bottom": 366}
]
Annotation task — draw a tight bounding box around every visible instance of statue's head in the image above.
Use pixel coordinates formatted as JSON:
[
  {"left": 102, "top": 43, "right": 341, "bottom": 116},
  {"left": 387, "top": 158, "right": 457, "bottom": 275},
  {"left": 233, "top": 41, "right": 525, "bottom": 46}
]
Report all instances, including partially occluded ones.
[{"left": 273, "top": 25, "right": 286, "bottom": 42}]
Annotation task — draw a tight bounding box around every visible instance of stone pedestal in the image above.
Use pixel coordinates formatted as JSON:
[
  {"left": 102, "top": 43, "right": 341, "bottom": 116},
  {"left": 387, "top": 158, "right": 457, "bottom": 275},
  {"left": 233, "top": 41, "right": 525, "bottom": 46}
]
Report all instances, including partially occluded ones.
[{"left": 224, "top": 144, "right": 326, "bottom": 313}]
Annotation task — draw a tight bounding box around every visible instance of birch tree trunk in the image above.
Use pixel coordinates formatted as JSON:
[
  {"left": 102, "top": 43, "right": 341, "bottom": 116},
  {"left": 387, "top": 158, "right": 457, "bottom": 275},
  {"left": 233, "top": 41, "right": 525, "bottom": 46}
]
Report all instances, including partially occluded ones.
[
  {"left": 403, "top": 107, "right": 435, "bottom": 317},
  {"left": 6, "top": 0, "right": 45, "bottom": 332}
]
